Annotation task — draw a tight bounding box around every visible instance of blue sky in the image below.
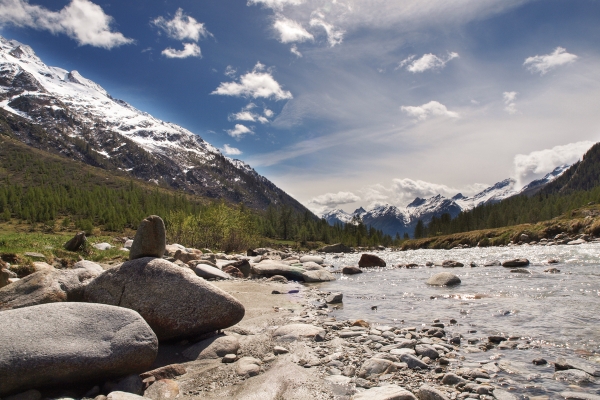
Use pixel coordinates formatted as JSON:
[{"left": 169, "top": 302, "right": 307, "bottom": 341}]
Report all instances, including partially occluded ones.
[{"left": 1, "top": 0, "right": 600, "bottom": 215}]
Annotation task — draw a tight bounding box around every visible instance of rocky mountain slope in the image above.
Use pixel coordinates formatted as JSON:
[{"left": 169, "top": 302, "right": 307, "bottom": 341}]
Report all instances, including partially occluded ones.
[
  {"left": 0, "top": 36, "right": 308, "bottom": 214},
  {"left": 323, "top": 166, "right": 570, "bottom": 237}
]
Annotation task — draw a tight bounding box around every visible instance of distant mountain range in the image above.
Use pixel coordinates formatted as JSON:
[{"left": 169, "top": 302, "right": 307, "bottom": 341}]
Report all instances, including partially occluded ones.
[
  {"left": 323, "top": 165, "right": 570, "bottom": 237},
  {"left": 0, "top": 36, "right": 309, "bottom": 214}
]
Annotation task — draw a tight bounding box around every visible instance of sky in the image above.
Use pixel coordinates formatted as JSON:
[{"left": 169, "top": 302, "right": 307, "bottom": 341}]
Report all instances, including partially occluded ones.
[{"left": 1, "top": 0, "right": 600, "bottom": 216}]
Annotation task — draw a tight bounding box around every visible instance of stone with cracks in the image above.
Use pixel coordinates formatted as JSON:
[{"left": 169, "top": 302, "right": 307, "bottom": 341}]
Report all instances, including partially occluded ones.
[
  {"left": 426, "top": 272, "right": 461, "bottom": 287},
  {"left": 129, "top": 215, "right": 166, "bottom": 260},
  {"left": 359, "top": 254, "right": 386, "bottom": 268},
  {"left": 84, "top": 257, "right": 245, "bottom": 341},
  {"left": 0, "top": 303, "right": 157, "bottom": 396}
]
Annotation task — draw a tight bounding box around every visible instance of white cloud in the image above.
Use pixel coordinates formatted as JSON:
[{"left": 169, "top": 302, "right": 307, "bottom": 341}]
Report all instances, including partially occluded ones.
[
  {"left": 230, "top": 111, "right": 257, "bottom": 122},
  {"left": 273, "top": 16, "right": 313, "bottom": 43},
  {"left": 524, "top": 47, "right": 578, "bottom": 75},
  {"left": 161, "top": 43, "right": 201, "bottom": 59},
  {"left": 248, "top": 0, "right": 304, "bottom": 10},
  {"left": 212, "top": 62, "right": 293, "bottom": 100},
  {"left": 400, "top": 52, "right": 459, "bottom": 73},
  {"left": 401, "top": 101, "right": 459, "bottom": 121},
  {"left": 290, "top": 44, "right": 303, "bottom": 57},
  {"left": 513, "top": 141, "right": 594, "bottom": 188},
  {"left": 0, "top": 0, "right": 133, "bottom": 49},
  {"left": 222, "top": 144, "right": 242, "bottom": 155},
  {"left": 229, "top": 104, "right": 271, "bottom": 124},
  {"left": 227, "top": 124, "right": 253, "bottom": 138},
  {"left": 309, "top": 15, "right": 344, "bottom": 47},
  {"left": 224, "top": 65, "right": 237, "bottom": 78},
  {"left": 152, "top": 8, "right": 211, "bottom": 42},
  {"left": 264, "top": 108, "right": 274, "bottom": 117},
  {"left": 503, "top": 91, "right": 518, "bottom": 114},
  {"left": 309, "top": 191, "right": 361, "bottom": 207}
]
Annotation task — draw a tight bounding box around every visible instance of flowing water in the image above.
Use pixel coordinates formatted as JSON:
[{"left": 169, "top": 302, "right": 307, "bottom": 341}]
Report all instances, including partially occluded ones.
[{"left": 316, "top": 243, "right": 600, "bottom": 398}]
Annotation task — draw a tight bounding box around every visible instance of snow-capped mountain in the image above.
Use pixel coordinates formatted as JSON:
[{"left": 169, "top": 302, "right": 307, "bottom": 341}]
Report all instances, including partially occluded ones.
[
  {"left": 0, "top": 36, "right": 307, "bottom": 213},
  {"left": 322, "top": 167, "right": 570, "bottom": 237}
]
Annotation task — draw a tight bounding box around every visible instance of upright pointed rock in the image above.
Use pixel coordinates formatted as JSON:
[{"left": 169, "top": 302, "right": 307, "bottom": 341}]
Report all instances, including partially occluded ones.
[{"left": 129, "top": 215, "right": 166, "bottom": 260}]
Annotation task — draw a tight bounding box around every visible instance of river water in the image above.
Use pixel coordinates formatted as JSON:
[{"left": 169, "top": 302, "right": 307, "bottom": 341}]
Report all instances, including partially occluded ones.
[{"left": 316, "top": 243, "right": 600, "bottom": 398}]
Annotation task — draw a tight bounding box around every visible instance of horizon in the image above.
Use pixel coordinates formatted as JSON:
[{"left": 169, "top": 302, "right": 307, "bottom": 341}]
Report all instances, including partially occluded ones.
[{"left": 1, "top": 0, "right": 599, "bottom": 216}]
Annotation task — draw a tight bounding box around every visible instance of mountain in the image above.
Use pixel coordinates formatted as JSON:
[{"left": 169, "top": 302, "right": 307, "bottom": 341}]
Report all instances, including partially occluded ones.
[
  {"left": 322, "top": 168, "right": 570, "bottom": 237},
  {"left": 0, "top": 36, "right": 309, "bottom": 214},
  {"left": 539, "top": 143, "right": 600, "bottom": 194}
]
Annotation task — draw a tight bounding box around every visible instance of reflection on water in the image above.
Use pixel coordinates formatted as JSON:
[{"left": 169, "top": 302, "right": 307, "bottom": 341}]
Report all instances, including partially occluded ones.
[{"left": 315, "top": 243, "right": 600, "bottom": 397}]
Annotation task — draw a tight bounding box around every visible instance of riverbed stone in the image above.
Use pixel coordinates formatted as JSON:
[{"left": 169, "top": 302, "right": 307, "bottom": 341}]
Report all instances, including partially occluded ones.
[
  {"left": 502, "top": 258, "right": 530, "bottom": 267},
  {"left": 358, "top": 358, "right": 397, "bottom": 378},
  {"left": 299, "top": 255, "right": 324, "bottom": 264},
  {"left": 426, "top": 272, "right": 461, "bottom": 287},
  {"left": 560, "top": 392, "right": 600, "bottom": 400},
  {"left": 192, "top": 264, "right": 231, "bottom": 280},
  {"left": 252, "top": 261, "right": 306, "bottom": 280},
  {"left": 129, "top": 215, "right": 166, "bottom": 260},
  {"left": 0, "top": 302, "right": 158, "bottom": 396},
  {"left": 0, "top": 267, "right": 102, "bottom": 311},
  {"left": 273, "top": 324, "right": 325, "bottom": 341},
  {"left": 342, "top": 266, "right": 362, "bottom": 274},
  {"left": 358, "top": 254, "right": 386, "bottom": 268},
  {"left": 415, "top": 344, "right": 440, "bottom": 359},
  {"left": 84, "top": 257, "right": 245, "bottom": 341},
  {"left": 400, "top": 353, "right": 429, "bottom": 370},
  {"left": 143, "top": 379, "right": 179, "bottom": 400},
  {"left": 441, "top": 260, "right": 463, "bottom": 268},
  {"left": 73, "top": 260, "right": 105, "bottom": 274},
  {"left": 555, "top": 358, "right": 600, "bottom": 377},
  {"left": 326, "top": 292, "right": 343, "bottom": 303},
  {"left": 139, "top": 365, "right": 186, "bottom": 382},
  {"left": 182, "top": 335, "right": 240, "bottom": 360},
  {"left": 302, "top": 269, "right": 335, "bottom": 282},
  {"left": 236, "top": 357, "right": 262, "bottom": 377},
  {"left": 492, "top": 389, "right": 518, "bottom": 400},
  {"left": 417, "top": 385, "right": 450, "bottom": 400},
  {"left": 353, "top": 385, "right": 417, "bottom": 400},
  {"left": 173, "top": 249, "right": 202, "bottom": 264},
  {"left": 553, "top": 369, "right": 595, "bottom": 384}
]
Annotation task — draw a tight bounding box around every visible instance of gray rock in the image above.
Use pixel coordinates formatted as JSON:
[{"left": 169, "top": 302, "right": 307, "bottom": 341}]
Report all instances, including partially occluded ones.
[
  {"left": 64, "top": 231, "right": 86, "bottom": 251},
  {"left": 555, "top": 357, "right": 600, "bottom": 377},
  {"left": 0, "top": 268, "right": 9, "bottom": 289},
  {"left": 319, "top": 243, "right": 353, "bottom": 253},
  {"left": 124, "top": 239, "right": 134, "bottom": 249},
  {"left": 326, "top": 292, "right": 343, "bottom": 303},
  {"left": 23, "top": 252, "right": 45, "bottom": 259},
  {"left": 302, "top": 269, "right": 335, "bottom": 282},
  {"left": 502, "top": 259, "right": 530, "bottom": 267},
  {"left": 301, "top": 261, "right": 323, "bottom": 270},
  {"left": 192, "top": 264, "right": 231, "bottom": 280},
  {"left": 252, "top": 261, "right": 306, "bottom": 280},
  {"left": 73, "top": 260, "right": 105, "bottom": 275},
  {"left": 484, "top": 260, "right": 501, "bottom": 267},
  {"left": 554, "top": 369, "right": 595, "bottom": 384},
  {"left": 222, "top": 354, "right": 237, "bottom": 363},
  {"left": 417, "top": 385, "right": 450, "bottom": 400},
  {"left": 273, "top": 324, "right": 325, "bottom": 341},
  {"left": 441, "top": 373, "right": 464, "bottom": 385},
  {"left": 93, "top": 243, "right": 113, "bottom": 251},
  {"left": 353, "top": 385, "right": 417, "bottom": 400},
  {"left": 0, "top": 303, "right": 157, "bottom": 396},
  {"left": 236, "top": 357, "right": 261, "bottom": 377},
  {"left": 492, "top": 389, "right": 518, "bottom": 400},
  {"left": 106, "top": 392, "right": 149, "bottom": 400},
  {"left": 84, "top": 257, "right": 245, "bottom": 341},
  {"left": 182, "top": 335, "right": 240, "bottom": 360},
  {"left": 441, "top": 260, "right": 463, "bottom": 268},
  {"left": 129, "top": 215, "right": 166, "bottom": 260},
  {"left": 342, "top": 266, "right": 362, "bottom": 274},
  {"left": 299, "top": 255, "right": 324, "bottom": 264},
  {"left": 400, "top": 353, "right": 429, "bottom": 370},
  {"left": 426, "top": 272, "right": 461, "bottom": 287},
  {"left": 358, "top": 254, "right": 386, "bottom": 268},
  {"left": 510, "top": 268, "right": 531, "bottom": 274},
  {"left": 114, "top": 375, "right": 144, "bottom": 395},
  {"left": 415, "top": 344, "right": 440, "bottom": 360},
  {"left": 390, "top": 348, "right": 416, "bottom": 357},
  {"left": 358, "top": 358, "right": 398, "bottom": 378},
  {"left": 228, "top": 259, "right": 251, "bottom": 278},
  {"left": 0, "top": 267, "right": 101, "bottom": 311},
  {"left": 143, "top": 379, "right": 179, "bottom": 400},
  {"left": 273, "top": 346, "right": 289, "bottom": 355},
  {"left": 561, "top": 392, "right": 600, "bottom": 400}
]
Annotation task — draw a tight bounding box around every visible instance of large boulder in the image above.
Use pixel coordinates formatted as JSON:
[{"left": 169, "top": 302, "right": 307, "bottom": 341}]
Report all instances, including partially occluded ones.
[
  {"left": 84, "top": 257, "right": 245, "bottom": 341},
  {"left": 252, "top": 262, "right": 306, "bottom": 280},
  {"left": 426, "top": 272, "right": 461, "bottom": 287},
  {"left": 129, "top": 215, "right": 166, "bottom": 260},
  {"left": 0, "top": 267, "right": 102, "bottom": 311},
  {"left": 0, "top": 303, "right": 157, "bottom": 396},
  {"left": 358, "top": 254, "right": 386, "bottom": 268},
  {"left": 319, "top": 243, "right": 353, "bottom": 253}
]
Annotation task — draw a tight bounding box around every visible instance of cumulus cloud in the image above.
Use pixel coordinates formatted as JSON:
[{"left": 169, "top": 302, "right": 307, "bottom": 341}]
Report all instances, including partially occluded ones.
[
  {"left": 310, "top": 14, "right": 344, "bottom": 46},
  {"left": 224, "top": 65, "right": 237, "bottom": 78},
  {"left": 273, "top": 16, "right": 313, "bottom": 43},
  {"left": 401, "top": 101, "right": 459, "bottom": 121},
  {"left": 513, "top": 141, "right": 594, "bottom": 188},
  {"left": 227, "top": 124, "right": 253, "bottom": 138},
  {"left": 264, "top": 108, "right": 274, "bottom": 118},
  {"left": 399, "top": 52, "right": 459, "bottom": 73},
  {"left": 248, "top": 0, "right": 304, "bottom": 10},
  {"left": 290, "top": 44, "right": 302, "bottom": 57},
  {"left": 222, "top": 144, "right": 242, "bottom": 155},
  {"left": 212, "top": 62, "right": 293, "bottom": 100},
  {"left": 0, "top": 0, "right": 133, "bottom": 49},
  {"left": 161, "top": 42, "right": 201, "bottom": 59},
  {"left": 229, "top": 104, "right": 272, "bottom": 124},
  {"left": 309, "top": 191, "right": 361, "bottom": 207},
  {"left": 152, "top": 8, "right": 211, "bottom": 42},
  {"left": 524, "top": 47, "right": 578, "bottom": 75},
  {"left": 503, "top": 91, "right": 518, "bottom": 114}
]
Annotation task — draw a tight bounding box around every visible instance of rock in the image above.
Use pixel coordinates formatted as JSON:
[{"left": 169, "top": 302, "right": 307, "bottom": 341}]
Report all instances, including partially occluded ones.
[
  {"left": 0, "top": 268, "right": 9, "bottom": 288},
  {"left": 164, "top": 244, "right": 185, "bottom": 257},
  {"left": 124, "top": 239, "right": 134, "bottom": 249},
  {"left": 222, "top": 265, "right": 244, "bottom": 278},
  {"left": 532, "top": 358, "right": 547, "bottom": 365},
  {"left": 143, "top": 379, "right": 179, "bottom": 400},
  {"left": 510, "top": 268, "right": 531, "bottom": 274},
  {"left": 553, "top": 369, "right": 595, "bottom": 384},
  {"left": 484, "top": 260, "right": 501, "bottom": 267},
  {"left": 493, "top": 389, "right": 518, "bottom": 400},
  {"left": 426, "top": 272, "right": 461, "bottom": 287},
  {"left": 358, "top": 358, "right": 397, "bottom": 378},
  {"left": 64, "top": 231, "right": 87, "bottom": 251},
  {"left": 520, "top": 234, "right": 530, "bottom": 243},
  {"left": 182, "top": 335, "right": 240, "bottom": 360},
  {"left": 301, "top": 261, "right": 323, "bottom": 270},
  {"left": 273, "top": 324, "right": 325, "bottom": 341},
  {"left": 353, "top": 319, "right": 370, "bottom": 328},
  {"left": 139, "top": 364, "right": 186, "bottom": 381},
  {"left": 299, "top": 255, "right": 324, "bottom": 264},
  {"left": 342, "top": 266, "right": 362, "bottom": 274},
  {"left": 84, "top": 257, "right": 245, "bottom": 341},
  {"left": 319, "top": 243, "right": 353, "bottom": 253},
  {"left": 192, "top": 263, "right": 231, "bottom": 280},
  {"left": 353, "top": 385, "right": 417, "bottom": 400},
  {"left": 252, "top": 261, "right": 306, "bottom": 280},
  {"left": 236, "top": 357, "right": 261, "bottom": 377},
  {"left": 24, "top": 252, "right": 45, "bottom": 259},
  {"left": 73, "top": 260, "right": 105, "bottom": 274},
  {"left": 568, "top": 239, "right": 587, "bottom": 245},
  {"left": 0, "top": 303, "right": 157, "bottom": 396},
  {"left": 415, "top": 344, "right": 439, "bottom": 359},
  {"left": 417, "top": 385, "right": 450, "bottom": 400},
  {"left": 502, "top": 258, "right": 530, "bottom": 267},
  {"left": 4, "top": 390, "right": 42, "bottom": 400},
  {"left": 129, "top": 215, "right": 166, "bottom": 260},
  {"left": 441, "top": 260, "right": 463, "bottom": 268},
  {"left": 273, "top": 346, "right": 289, "bottom": 355},
  {"left": 93, "top": 243, "right": 113, "bottom": 251},
  {"left": 302, "top": 269, "right": 335, "bottom": 282},
  {"left": 358, "top": 254, "right": 386, "bottom": 268},
  {"left": 560, "top": 392, "right": 600, "bottom": 400},
  {"left": 222, "top": 354, "right": 237, "bottom": 363},
  {"left": 544, "top": 267, "right": 561, "bottom": 273},
  {"left": 266, "top": 275, "right": 288, "bottom": 283},
  {"left": 173, "top": 249, "right": 202, "bottom": 263},
  {"left": 106, "top": 392, "right": 149, "bottom": 400},
  {"left": 326, "top": 292, "right": 343, "bottom": 303},
  {"left": 555, "top": 357, "right": 600, "bottom": 376},
  {"left": 0, "top": 267, "right": 102, "bottom": 311},
  {"left": 400, "top": 354, "right": 429, "bottom": 370},
  {"left": 441, "top": 373, "right": 464, "bottom": 385},
  {"left": 228, "top": 259, "right": 251, "bottom": 277},
  {"left": 31, "top": 262, "right": 54, "bottom": 272},
  {"left": 114, "top": 375, "right": 144, "bottom": 395}
]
